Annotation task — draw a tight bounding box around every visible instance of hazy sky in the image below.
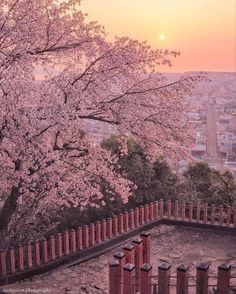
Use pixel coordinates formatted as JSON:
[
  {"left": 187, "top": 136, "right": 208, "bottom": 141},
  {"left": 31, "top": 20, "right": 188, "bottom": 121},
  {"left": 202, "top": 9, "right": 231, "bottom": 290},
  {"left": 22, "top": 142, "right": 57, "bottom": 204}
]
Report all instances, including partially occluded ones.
[{"left": 81, "top": 0, "right": 236, "bottom": 72}]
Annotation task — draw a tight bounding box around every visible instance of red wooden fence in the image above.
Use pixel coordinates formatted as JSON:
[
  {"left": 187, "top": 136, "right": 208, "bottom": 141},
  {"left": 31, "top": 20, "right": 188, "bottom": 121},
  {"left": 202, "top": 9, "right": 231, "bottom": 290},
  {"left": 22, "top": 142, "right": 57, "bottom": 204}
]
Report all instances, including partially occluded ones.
[
  {"left": 109, "top": 232, "right": 235, "bottom": 294},
  {"left": 0, "top": 200, "right": 236, "bottom": 285}
]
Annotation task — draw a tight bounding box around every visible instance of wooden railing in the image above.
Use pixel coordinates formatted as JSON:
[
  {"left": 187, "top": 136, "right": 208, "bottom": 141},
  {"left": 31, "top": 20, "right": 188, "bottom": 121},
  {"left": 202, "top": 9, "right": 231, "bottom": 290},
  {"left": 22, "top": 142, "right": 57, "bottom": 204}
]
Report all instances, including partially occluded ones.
[
  {"left": 109, "top": 231, "right": 235, "bottom": 294},
  {"left": 1, "top": 200, "right": 236, "bottom": 285}
]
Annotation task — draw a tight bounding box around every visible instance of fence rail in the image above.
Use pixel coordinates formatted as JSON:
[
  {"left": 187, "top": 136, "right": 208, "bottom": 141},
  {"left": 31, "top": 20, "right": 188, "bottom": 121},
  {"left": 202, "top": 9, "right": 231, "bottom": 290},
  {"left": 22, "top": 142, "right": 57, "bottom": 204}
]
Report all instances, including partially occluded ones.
[
  {"left": 1, "top": 200, "right": 236, "bottom": 286},
  {"left": 109, "top": 232, "right": 236, "bottom": 294}
]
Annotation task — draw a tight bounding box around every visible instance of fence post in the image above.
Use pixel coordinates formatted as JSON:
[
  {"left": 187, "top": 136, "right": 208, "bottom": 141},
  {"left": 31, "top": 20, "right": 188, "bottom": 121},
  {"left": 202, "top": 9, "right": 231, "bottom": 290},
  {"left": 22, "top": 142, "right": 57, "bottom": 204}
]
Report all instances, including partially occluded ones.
[
  {"left": 135, "top": 208, "right": 139, "bottom": 227},
  {"left": 144, "top": 204, "right": 149, "bottom": 223},
  {"left": 159, "top": 199, "right": 164, "bottom": 218},
  {"left": 226, "top": 206, "right": 231, "bottom": 226},
  {"left": 77, "top": 227, "right": 83, "bottom": 250},
  {"left": 119, "top": 213, "right": 124, "bottom": 234},
  {"left": 211, "top": 204, "right": 216, "bottom": 225},
  {"left": 114, "top": 252, "right": 126, "bottom": 294},
  {"left": 123, "top": 263, "right": 135, "bottom": 294},
  {"left": 196, "top": 203, "right": 201, "bottom": 223},
  {"left": 34, "top": 240, "right": 40, "bottom": 266},
  {"left": 64, "top": 231, "right": 70, "bottom": 255},
  {"left": 26, "top": 242, "right": 33, "bottom": 268},
  {"left": 149, "top": 202, "right": 154, "bottom": 221},
  {"left": 219, "top": 205, "right": 224, "bottom": 225},
  {"left": 175, "top": 200, "right": 179, "bottom": 220},
  {"left": 109, "top": 260, "right": 121, "bottom": 294},
  {"left": 124, "top": 212, "right": 129, "bottom": 232},
  {"left": 50, "top": 236, "right": 56, "bottom": 261},
  {"left": 129, "top": 209, "right": 135, "bottom": 229},
  {"left": 154, "top": 201, "right": 159, "bottom": 220},
  {"left": 0, "top": 250, "right": 7, "bottom": 276},
  {"left": 203, "top": 203, "right": 208, "bottom": 224},
  {"left": 196, "top": 263, "right": 209, "bottom": 294},
  {"left": 107, "top": 218, "right": 113, "bottom": 239},
  {"left": 167, "top": 200, "right": 172, "bottom": 219},
  {"left": 158, "top": 263, "right": 171, "bottom": 294},
  {"left": 55, "top": 235, "right": 62, "bottom": 259},
  {"left": 140, "top": 264, "right": 152, "bottom": 294},
  {"left": 217, "top": 263, "right": 231, "bottom": 294},
  {"left": 90, "top": 224, "right": 95, "bottom": 246},
  {"left": 177, "top": 264, "right": 189, "bottom": 294},
  {"left": 57, "top": 233, "right": 63, "bottom": 257},
  {"left": 84, "top": 225, "right": 89, "bottom": 248},
  {"left": 42, "top": 238, "right": 48, "bottom": 263},
  {"left": 140, "top": 206, "right": 145, "bottom": 225},
  {"left": 234, "top": 207, "right": 236, "bottom": 227},
  {"left": 140, "top": 231, "right": 151, "bottom": 264},
  {"left": 113, "top": 216, "right": 118, "bottom": 236},
  {"left": 123, "top": 244, "right": 135, "bottom": 264},
  {"left": 102, "top": 219, "right": 107, "bottom": 241},
  {"left": 182, "top": 201, "right": 186, "bottom": 221},
  {"left": 10, "top": 247, "right": 16, "bottom": 274},
  {"left": 70, "top": 229, "right": 76, "bottom": 253},
  {"left": 132, "top": 238, "right": 143, "bottom": 292},
  {"left": 96, "top": 221, "right": 101, "bottom": 243},
  {"left": 18, "top": 245, "right": 24, "bottom": 271},
  {"left": 189, "top": 202, "right": 193, "bottom": 222}
]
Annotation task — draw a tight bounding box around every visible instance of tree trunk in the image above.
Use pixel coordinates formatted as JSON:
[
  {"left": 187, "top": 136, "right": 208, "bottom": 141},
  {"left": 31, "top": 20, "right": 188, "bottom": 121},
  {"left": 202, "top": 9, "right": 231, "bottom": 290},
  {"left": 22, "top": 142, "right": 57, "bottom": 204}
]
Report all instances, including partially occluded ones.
[{"left": 0, "top": 186, "right": 20, "bottom": 249}]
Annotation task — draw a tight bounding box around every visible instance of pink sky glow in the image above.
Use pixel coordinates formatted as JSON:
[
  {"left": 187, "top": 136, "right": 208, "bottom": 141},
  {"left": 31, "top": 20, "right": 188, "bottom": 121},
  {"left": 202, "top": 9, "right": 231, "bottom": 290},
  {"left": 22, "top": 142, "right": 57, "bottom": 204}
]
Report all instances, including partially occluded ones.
[{"left": 81, "top": 0, "right": 236, "bottom": 72}]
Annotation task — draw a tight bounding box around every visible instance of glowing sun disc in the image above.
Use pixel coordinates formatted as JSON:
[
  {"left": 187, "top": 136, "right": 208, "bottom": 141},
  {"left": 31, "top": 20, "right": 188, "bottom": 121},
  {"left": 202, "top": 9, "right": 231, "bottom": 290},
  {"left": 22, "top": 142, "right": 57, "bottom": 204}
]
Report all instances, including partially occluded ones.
[{"left": 159, "top": 34, "right": 166, "bottom": 41}]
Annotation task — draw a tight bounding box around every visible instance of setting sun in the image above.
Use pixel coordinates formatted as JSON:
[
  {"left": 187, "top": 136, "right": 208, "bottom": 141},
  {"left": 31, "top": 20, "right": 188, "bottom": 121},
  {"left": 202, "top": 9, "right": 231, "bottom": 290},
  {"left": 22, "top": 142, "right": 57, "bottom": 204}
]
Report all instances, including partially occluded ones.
[{"left": 159, "top": 34, "right": 166, "bottom": 41}]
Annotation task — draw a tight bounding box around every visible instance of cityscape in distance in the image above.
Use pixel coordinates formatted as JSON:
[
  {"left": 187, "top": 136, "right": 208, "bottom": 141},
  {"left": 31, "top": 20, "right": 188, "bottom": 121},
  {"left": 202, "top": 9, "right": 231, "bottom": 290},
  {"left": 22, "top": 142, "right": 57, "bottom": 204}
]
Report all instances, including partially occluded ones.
[
  {"left": 188, "top": 72, "right": 236, "bottom": 176},
  {"left": 81, "top": 72, "right": 236, "bottom": 176}
]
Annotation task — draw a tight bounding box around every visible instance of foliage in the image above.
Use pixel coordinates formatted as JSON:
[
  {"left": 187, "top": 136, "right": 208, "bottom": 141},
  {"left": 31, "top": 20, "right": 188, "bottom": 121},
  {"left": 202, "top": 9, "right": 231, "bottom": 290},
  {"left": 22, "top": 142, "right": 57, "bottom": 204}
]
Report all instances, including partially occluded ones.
[
  {"left": 59, "top": 197, "right": 124, "bottom": 231},
  {"left": 102, "top": 136, "right": 179, "bottom": 207},
  {"left": 102, "top": 137, "right": 236, "bottom": 207},
  {"left": 179, "top": 162, "right": 236, "bottom": 205}
]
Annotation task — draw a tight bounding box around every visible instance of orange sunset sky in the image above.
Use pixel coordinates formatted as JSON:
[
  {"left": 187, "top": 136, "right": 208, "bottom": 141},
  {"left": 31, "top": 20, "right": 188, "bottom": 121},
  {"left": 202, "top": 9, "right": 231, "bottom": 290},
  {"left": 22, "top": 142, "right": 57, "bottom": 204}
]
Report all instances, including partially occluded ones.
[{"left": 81, "top": 0, "right": 236, "bottom": 73}]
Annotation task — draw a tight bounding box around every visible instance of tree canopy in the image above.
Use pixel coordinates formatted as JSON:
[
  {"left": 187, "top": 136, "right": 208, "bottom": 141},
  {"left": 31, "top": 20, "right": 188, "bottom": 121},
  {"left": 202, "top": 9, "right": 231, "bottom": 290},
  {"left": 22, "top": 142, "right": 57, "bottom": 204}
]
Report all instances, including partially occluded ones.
[
  {"left": 179, "top": 162, "right": 236, "bottom": 205},
  {"left": 0, "top": 0, "right": 204, "bottom": 247},
  {"left": 102, "top": 136, "right": 179, "bottom": 206}
]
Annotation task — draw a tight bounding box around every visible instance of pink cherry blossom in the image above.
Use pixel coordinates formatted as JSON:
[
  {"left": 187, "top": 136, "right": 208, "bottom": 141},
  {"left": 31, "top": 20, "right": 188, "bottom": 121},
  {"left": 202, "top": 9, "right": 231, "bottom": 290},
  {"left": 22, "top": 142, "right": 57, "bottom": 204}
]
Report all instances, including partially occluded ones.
[{"left": 0, "top": 0, "right": 205, "bottom": 246}]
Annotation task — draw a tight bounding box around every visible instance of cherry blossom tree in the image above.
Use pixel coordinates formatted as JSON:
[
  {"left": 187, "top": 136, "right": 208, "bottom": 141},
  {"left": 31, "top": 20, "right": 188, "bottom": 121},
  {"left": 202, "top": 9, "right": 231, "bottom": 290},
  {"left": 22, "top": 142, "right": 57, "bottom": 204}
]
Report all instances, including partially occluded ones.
[{"left": 0, "top": 0, "right": 204, "bottom": 247}]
